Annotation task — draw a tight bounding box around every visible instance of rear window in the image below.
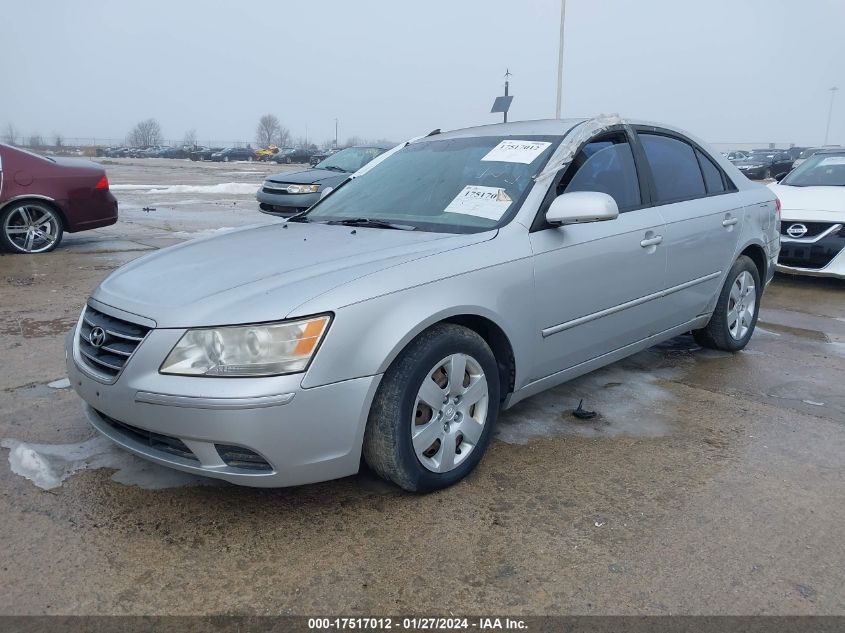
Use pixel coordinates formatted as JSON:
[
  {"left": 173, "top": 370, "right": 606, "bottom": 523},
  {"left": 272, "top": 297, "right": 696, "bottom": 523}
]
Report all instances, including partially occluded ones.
[
  {"left": 696, "top": 149, "right": 726, "bottom": 193},
  {"left": 639, "top": 133, "right": 706, "bottom": 203}
]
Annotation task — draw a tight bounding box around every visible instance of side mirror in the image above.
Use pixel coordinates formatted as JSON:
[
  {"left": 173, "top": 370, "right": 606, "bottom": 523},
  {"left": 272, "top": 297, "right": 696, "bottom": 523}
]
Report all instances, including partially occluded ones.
[
  {"left": 546, "top": 191, "right": 619, "bottom": 225},
  {"left": 774, "top": 172, "right": 788, "bottom": 182}
]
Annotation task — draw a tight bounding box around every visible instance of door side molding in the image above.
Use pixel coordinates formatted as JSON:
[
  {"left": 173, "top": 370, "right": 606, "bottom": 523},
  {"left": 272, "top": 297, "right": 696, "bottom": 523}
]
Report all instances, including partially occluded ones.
[{"left": 541, "top": 271, "right": 722, "bottom": 338}]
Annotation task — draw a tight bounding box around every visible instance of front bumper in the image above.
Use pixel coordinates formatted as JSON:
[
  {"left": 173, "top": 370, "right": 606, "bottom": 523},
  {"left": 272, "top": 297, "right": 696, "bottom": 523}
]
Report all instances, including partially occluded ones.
[
  {"left": 256, "top": 188, "right": 319, "bottom": 217},
  {"left": 65, "top": 320, "right": 381, "bottom": 487}
]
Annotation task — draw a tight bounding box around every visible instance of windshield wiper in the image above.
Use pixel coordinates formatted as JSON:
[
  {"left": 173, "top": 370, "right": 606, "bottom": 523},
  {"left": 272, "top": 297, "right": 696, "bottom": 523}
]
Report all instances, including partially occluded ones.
[
  {"left": 325, "top": 217, "right": 417, "bottom": 231},
  {"left": 321, "top": 165, "right": 348, "bottom": 172}
]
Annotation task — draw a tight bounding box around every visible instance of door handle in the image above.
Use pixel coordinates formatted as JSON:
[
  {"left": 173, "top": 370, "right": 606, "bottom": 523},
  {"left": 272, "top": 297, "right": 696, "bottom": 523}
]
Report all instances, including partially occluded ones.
[
  {"left": 640, "top": 235, "right": 663, "bottom": 248},
  {"left": 722, "top": 217, "right": 739, "bottom": 227}
]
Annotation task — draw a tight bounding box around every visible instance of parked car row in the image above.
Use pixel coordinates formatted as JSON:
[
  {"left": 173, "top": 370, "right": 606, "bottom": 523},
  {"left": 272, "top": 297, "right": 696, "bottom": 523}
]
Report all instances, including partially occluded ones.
[
  {"left": 722, "top": 146, "right": 843, "bottom": 180},
  {"left": 101, "top": 144, "right": 326, "bottom": 163}
]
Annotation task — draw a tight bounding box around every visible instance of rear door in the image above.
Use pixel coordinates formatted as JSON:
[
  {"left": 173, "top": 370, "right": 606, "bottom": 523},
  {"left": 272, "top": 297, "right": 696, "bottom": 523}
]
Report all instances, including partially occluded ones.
[
  {"left": 635, "top": 129, "right": 742, "bottom": 326},
  {"left": 528, "top": 128, "right": 668, "bottom": 380}
]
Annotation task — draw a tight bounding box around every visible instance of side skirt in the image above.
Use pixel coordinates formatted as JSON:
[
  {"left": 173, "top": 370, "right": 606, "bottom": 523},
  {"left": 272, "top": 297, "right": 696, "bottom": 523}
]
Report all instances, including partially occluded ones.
[{"left": 503, "top": 315, "right": 710, "bottom": 410}]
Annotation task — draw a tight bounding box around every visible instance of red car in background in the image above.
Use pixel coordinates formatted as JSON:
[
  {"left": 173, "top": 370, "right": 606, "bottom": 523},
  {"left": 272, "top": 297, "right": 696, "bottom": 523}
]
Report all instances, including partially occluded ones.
[{"left": 0, "top": 144, "right": 117, "bottom": 254}]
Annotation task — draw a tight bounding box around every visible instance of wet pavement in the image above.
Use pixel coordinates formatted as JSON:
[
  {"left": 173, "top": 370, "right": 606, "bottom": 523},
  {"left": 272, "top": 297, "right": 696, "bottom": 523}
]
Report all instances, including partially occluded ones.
[{"left": 0, "top": 159, "right": 843, "bottom": 615}]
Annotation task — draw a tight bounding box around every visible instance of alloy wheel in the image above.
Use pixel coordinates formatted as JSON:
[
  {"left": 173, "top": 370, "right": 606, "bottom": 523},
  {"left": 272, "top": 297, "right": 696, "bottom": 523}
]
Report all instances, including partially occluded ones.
[
  {"left": 727, "top": 270, "right": 756, "bottom": 340},
  {"left": 411, "top": 353, "right": 489, "bottom": 473},
  {"left": 3, "top": 204, "right": 61, "bottom": 253}
]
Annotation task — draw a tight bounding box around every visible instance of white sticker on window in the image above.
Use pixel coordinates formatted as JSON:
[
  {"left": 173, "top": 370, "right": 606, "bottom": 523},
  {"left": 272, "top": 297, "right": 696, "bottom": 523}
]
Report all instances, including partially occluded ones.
[
  {"left": 818, "top": 156, "right": 845, "bottom": 166},
  {"left": 443, "top": 185, "right": 513, "bottom": 220},
  {"left": 481, "top": 139, "right": 552, "bottom": 164}
]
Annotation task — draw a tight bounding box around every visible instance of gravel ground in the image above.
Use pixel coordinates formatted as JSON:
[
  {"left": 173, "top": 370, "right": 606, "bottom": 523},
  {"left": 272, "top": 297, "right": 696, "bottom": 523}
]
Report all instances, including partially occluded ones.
[{"left": 0, "top": 158, "right": 843, "bottom": 615}]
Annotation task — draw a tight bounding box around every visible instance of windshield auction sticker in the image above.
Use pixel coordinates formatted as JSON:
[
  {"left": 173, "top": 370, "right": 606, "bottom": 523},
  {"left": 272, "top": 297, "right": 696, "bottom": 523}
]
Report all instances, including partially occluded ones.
[
  {"left": 444, "top": 185, "right": 513, "bottom": 220},
  {"left": 481, "top": 139, "right": 552, "bottom": 164}
]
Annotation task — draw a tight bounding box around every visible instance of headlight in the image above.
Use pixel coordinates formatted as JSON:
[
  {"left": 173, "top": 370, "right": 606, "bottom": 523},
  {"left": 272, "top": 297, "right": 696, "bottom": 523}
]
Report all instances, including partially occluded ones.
[
  {"left": 160, "top": 315, "right": 331, "bottom": 377},
  {"left": 286, "top": 184, "right": 319, "bottom": 194}
]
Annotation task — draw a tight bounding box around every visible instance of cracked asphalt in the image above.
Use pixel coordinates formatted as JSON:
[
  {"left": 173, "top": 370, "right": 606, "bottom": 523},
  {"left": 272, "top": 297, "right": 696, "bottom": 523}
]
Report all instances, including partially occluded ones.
[{"left": 0, "top": 159, "right": 843, "bottom": 615}]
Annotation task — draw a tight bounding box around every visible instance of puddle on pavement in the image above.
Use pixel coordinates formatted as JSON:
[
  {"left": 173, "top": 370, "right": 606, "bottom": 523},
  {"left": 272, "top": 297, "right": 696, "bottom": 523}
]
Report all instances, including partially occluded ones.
[
  {"left": 1, "top": 436, "right": 215, "bottom": 490},
  {"left": 0, "top": 316, "right": 78, "bottom": 338},
  {"left": 496, "top": 361, "right": 678, "bottom": 444}
]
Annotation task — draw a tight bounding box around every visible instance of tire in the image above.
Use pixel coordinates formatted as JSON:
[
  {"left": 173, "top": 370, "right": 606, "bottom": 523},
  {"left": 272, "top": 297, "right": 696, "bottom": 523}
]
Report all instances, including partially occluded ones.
[
  {"left": 0, "top": 201, "right": 64, "bottom": 254},
  {"left": 224, "top": 156, "right": 229, "bottom": 162},
  {"left": 285, "top": 156, "right": 291, "bottom": 164},
  {"left": 363, "top": 323, "right": 500, "bottom": 492},
  {"left": 693, "top": 255, "right": 761, "bottom": 351}
]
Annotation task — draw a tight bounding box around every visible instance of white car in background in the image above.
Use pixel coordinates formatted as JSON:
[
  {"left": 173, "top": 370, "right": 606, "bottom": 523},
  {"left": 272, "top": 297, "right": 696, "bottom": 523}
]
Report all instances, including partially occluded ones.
[{"left": 769, "top": 149, "right": 845, "bottom": 278}]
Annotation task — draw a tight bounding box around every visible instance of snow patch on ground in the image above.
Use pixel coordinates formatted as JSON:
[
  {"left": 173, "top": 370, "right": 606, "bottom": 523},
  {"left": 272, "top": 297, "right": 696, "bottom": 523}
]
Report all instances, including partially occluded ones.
[
  {"left": 47, "top": 378, "right": 71, "bottom": 389},
  {"left": 1, "top": 436, "right": 214, "bottom": 490},
  {"left": 112, "top": 183, "right": 258, "bottom": 195},
  {"left": 170, "top": 226, "right": 239, "bottom": 239}
]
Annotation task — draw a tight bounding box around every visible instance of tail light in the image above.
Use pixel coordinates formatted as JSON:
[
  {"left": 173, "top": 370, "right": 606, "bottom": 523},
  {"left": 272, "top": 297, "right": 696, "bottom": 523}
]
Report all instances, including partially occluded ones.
[{"left": 95, "top": 175, "right": 109, "bottom": 190}]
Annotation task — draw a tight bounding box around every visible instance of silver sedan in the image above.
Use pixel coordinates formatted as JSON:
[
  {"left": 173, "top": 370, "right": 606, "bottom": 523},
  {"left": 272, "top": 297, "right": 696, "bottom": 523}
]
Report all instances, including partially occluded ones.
[{"left": 66, "top": 117, "right": 780, "bottom": 491}]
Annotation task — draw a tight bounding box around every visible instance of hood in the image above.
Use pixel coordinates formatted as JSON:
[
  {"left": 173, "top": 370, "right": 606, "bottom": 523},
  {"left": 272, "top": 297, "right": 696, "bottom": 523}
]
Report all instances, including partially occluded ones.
[
  {"left": 93, "top": 222, "right": 494, "bottom": 328},
  {"left": 768, "top": 183, "right": 845, "bottom": 217},
  {"left": 266, "top": 168, "right": 347, "bottom": 185}
]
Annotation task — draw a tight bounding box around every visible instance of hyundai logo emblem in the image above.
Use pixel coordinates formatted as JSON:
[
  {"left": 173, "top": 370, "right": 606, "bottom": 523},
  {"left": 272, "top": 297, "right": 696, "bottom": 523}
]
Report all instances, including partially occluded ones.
[
  {"left": 89, "top": 326, "right": 107, "bottom": 348},
  {"left": 786, "top": 223, "right": 808, "bottom": 238}
]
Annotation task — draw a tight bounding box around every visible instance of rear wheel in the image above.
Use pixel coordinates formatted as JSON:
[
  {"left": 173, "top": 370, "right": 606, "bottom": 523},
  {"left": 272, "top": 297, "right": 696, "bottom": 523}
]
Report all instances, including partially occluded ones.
[
  {"left": 363, "top": 324, "right": 499, "bottom": 492},
  {"left": 0, "top": 201, "right": 64, "bottom": 254},
  {"left": 693, "top": 255, "right": 760, "bottom": 351}
]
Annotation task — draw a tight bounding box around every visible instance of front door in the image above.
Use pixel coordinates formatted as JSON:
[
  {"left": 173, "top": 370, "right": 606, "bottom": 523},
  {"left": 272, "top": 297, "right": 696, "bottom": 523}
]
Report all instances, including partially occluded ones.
[{"left": 528, "top": 131, "right": 668, "bottom": 381}]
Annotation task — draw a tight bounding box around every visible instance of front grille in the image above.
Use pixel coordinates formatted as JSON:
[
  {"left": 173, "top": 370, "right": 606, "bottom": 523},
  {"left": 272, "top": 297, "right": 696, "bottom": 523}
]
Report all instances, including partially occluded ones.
[
  {"left": 215, "top": 444, "right": 273, "bottom": 471},
  {"left": 97, "top": 411, "right": 198, "bottom": 462},
  {"left": 78, "top": 305, "right": 150, "bottom": 381},
  {"left": 778, "top": 233, "right": 845, "bottom": 269},
  {"left": 262, "top": 184, "right": 291, "bottom": 195},
  {"left": 780, "top": 221, "right": 838, "bottom": 238}
]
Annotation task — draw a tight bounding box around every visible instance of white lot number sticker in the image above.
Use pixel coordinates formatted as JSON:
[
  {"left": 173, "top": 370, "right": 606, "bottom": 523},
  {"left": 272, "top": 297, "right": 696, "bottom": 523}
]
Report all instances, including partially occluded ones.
[
  {"left": 444, "top": 185, "right": 513, "bottom": 220},
  {"left": 819, "top": 156, "right": 845, "bottom": 166},
  {"left": 481, "top": 139, "right": 552, "bottom": 164}
]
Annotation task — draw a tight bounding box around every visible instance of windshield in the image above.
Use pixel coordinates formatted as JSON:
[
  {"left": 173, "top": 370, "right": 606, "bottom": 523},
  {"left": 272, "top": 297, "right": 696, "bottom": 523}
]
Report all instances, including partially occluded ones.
[
  {"left": 316, "top": 147, "right": 386, "bottom": 172},
  {"left": 781, "top": 153, "right": 845, "bottom": 186},
  {"left": 304, "top": 135, "right": 561, "bottom": 233}
]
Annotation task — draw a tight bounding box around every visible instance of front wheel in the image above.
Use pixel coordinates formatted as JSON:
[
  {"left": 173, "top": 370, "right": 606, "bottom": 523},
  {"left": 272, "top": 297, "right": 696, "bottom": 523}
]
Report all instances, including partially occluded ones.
[
  {"left": 363, "top": 324, "right": 500, "bottom": 492},
  {"left": 0, "top": 201, "right": 64, "bottom": 254},
  {"left": 693, "top": 255, "right": 761, "bottom": 351}
]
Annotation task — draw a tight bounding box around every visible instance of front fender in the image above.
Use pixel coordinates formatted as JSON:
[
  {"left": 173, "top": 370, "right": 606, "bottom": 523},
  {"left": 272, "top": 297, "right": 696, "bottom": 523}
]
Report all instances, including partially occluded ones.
[{"left": 300, "top": 257, "right": 536, "bottom": 391}]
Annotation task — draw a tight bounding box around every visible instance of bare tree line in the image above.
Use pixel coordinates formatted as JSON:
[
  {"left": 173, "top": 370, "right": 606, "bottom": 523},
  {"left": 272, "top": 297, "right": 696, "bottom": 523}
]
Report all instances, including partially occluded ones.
[{"left": 3, "top": 116, "right": 395, "bottom": 152}]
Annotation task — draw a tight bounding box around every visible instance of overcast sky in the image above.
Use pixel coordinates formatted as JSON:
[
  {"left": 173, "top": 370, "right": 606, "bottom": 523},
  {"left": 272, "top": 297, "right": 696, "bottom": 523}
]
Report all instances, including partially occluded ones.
[{"left": 1, "top": 0, "right": 843, "bottom": 147}]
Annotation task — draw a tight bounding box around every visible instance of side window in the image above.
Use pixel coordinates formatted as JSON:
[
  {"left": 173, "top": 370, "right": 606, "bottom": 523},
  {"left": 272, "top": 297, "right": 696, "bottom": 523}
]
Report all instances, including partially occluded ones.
[
  {"left": 696, "top": 149, "right": 725, "bottom": 193},
  {"left": 639, "top": 133, "right": 706, "bottom": 203},
  {"left": 557, "top": 134, "right": 642, "bottom": 212}
]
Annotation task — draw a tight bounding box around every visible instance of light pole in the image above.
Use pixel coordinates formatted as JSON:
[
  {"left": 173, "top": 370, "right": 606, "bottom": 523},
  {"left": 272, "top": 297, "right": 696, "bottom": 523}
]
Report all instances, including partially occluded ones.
[
  {"left": 824, "top": 87, "right": 838, "bottom": 145},
  {"left": 335, "top": 118, "right": 338, "bottom": 148},
  {"left": 555, "top": 0, "right": 567, "bottom": 118}
]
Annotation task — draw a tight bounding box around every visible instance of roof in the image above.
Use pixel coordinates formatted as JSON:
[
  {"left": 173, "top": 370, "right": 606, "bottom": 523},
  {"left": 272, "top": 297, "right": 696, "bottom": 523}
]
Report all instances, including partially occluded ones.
[{"left": 430, "top": 118, "right": 587, "bottom": 140}]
